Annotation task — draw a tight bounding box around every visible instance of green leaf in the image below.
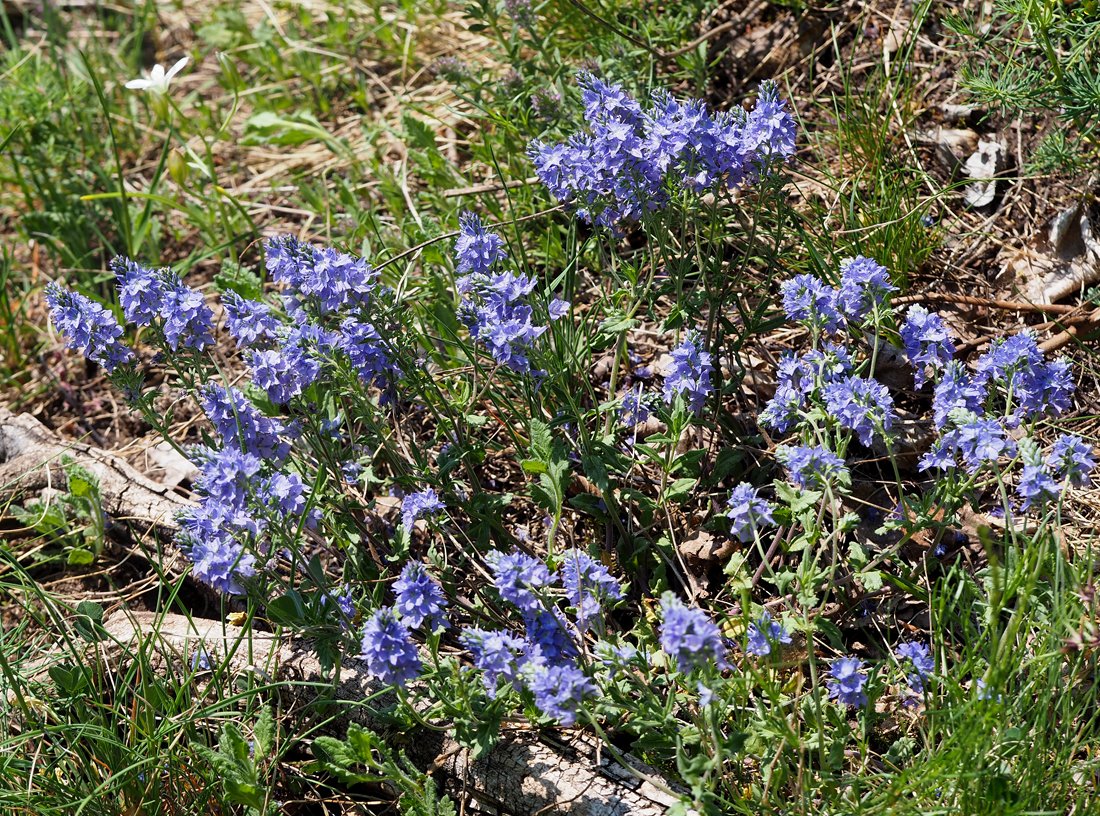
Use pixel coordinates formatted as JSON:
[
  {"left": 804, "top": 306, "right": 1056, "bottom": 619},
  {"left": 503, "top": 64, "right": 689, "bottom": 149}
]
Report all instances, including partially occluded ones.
[
  {"left": 67, "top": 548, "right": 95, "bottom": 566},
  {"left": 214, "top": 261, "right": 263, "bottom": 299},
  {"left": 402, "top": 113, "right": 439, "bottom": 151},
  {"left": 723, "top": 551, "right": 753, "bottom": 591},
  {"left": 311, "top": 727, "right": 386, "bottom": 786},
  {"left": 774, "top": 482, "right": 821, "bottom": 514},
  {"left": 73, "top": 601, "right": 106, "bottom": 642},
  {"left": 242, "top": 111, "right": 335, "bottom": 147},
  {"left": 267, "top": 590, "right": 307, "bottom": 626},
  {"left": 519, "top": 458, "right": 547, "bottom": 474},
  {"left": 528, "top": 418, "right": 552, "bottom": 462},
  {"left": 661, "top": 477, "right": 697, "bottom": 504},
  {"left": 66, "top": 471, "right": 97, "bottom": 500},
  {"left": 859, "top": 570, "right": 884, "bottom": 592},
  {"left": 253, "top": 708, "right": 275, "bottom": 759}
]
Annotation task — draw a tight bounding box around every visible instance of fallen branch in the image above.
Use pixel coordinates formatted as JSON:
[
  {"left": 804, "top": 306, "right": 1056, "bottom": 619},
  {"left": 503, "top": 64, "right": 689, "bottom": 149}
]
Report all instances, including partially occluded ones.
[
  {"left": 102, "top": 611, "right": 685, "bottom": 816},
  {"left": 0, "top": 408, "right": 196, "bottom": 587}
]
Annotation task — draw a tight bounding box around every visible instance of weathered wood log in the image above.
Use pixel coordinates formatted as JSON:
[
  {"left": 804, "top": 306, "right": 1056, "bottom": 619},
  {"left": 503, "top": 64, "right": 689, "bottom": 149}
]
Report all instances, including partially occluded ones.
[
  {"left": 0, "top": 408, "right": 191, "bottom": 531},
  {"left": 0, "top": 407, "right": 198, "bottom": 587},
  {"left": 102, "top": 611, "right": 684, "bottom": 816}
]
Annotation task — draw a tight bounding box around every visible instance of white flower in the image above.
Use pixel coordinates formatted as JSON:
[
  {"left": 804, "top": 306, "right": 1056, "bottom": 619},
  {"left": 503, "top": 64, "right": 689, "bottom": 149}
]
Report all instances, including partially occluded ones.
[{"left": 124, "top": 57, "right": 189, "bottom": 94}]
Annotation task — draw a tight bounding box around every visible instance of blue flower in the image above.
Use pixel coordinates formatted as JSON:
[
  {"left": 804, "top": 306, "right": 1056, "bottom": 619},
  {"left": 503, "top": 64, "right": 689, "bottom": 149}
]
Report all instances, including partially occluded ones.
[
  {"left": 779, "top": 274, "right": 843, "bottom": 333},
  {"left": 199, "top": 383, "right": 291, "bottom": 461},
  {"left": 900, "top": 306, "right": 955, "bottom": 388},
  {"left": 524, "top": 608, "right": 578, "bottom": 665},
  {"left": 823, "top": 375, "right": 895, "bottom": 447},
  {"left": 836, "top": 256, "right": 895, "bottom": 321},
  {"left": 932, "top": 361, "right": 985, "bottom": 429},
  {"left": 619, "top": 387, "right": 653, "bottom": 427},
  {"left": 658, "top": 592, "right": 728, "bottom": 673},
  {"left": 827, "top": 656, "right": 868, "bottom": 708},
  {"left": 745, "top": 611, "right": 791, "bottom": 656},
  {"left": 193, "top": 446, "right": 263, "bottom": 511},
  {"left": 113, "top": 257, "right": 163, "bottom": 326},
  {"left": 529, "top": 75, "right": 794, "bottom": 227},
  {"left": 548, "top": 298, "right": 571, "bottom": 320},
  {"left": 260, "top": 471, "right": 308, "bottom": 517},
  {"left": 182, "top": 528, "right": 256, "bottom": 595},
  {"left": 324, "top": 584, "right": 357, "bottom": 630},
  {"left": 1047, "top": 435, "right": 1095, "bottom": 486},
  {"left": 114, "top": 258, "right": 216, "bottom": 351},
  {"left": 265, "top": 236, "right": 375, "bottom": 316},
  {"left": 461, "top": 627, "right": 530, "bottom": 697},
  {"left": 974, "top": 333, "right": 1074, "bottom": 422},
  {"left": 1016, "top": 464, "right": 1061, "bottom": 510},
  {"left": 176, "top": 499, "right": 257, "bottom": 596},
  {"left": 456, "top": 231, "right": 547, "bottom": 373},
  {"left": 896, "top": 641, "right": 934, "bottom": 693},
  {"left": 560, "top": 549, "right": 623, "bottom": 629},
  {"left": 249, "top": 325, "right": 337, "bottom": 404},
  {"left": 920, "top": 416, "right": 1015, "bottom": 473},
  {"left": 524, "top": 661, "right": 596, "bottom": 726},
  {"left": 777, "top": 444, "right": 848, "bottom": 490},
  {"left": 487, "top": 549, "right": 554, "bottom": 614},
  {"left": 455, "top": 212, "right": 507, "bottom": 277},
  {"left": 359, "top": 608, "right": 422, "bottom": 687},
  {"left": 739, "top": 80, "right": 797, "bottom": 169},
  {"left": 400, "top": 488, "right": 445, "bottom": 531},
  {"left": 45, "top": 284, "right": 133, "bottom": 372},
  {"left": 662, "top": 333, "right": 714, "bottom": 413},
  {"left": 222, "top": 292, "right": 281, "bottom": 348},
  {"left": 726, "top": 483, "right": 777, "bottom": 543},
  {"left": 393, "top": 561, "right": 449, "bottom": 632},
  {"left": 340, "top": 317, "right": 395, "bottom": 390}
]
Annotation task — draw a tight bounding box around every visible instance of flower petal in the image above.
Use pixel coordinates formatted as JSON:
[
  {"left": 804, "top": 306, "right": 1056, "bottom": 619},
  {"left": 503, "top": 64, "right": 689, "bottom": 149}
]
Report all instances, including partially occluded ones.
[{"left": 165, "top": 56, "right": 190, "bottom": 81}]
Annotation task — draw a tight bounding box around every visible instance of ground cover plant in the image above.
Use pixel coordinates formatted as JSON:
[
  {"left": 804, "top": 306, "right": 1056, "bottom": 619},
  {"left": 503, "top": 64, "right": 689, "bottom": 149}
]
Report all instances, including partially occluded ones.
[{"left": 2, "top": 1, "right": 1100, "bottom": 815}]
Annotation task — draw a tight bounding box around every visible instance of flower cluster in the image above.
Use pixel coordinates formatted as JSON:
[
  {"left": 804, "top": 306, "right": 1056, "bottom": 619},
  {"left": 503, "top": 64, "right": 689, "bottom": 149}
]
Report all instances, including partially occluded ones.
[
  {"left": 360, "top": 559, "right": 451, "bottom": 685},
  {"left": 360, "top": 608, "right": 422, "bottom": 687},
  {"left": 455, "top": 549, "right": 624, "bottom": 723},
  {"left": 745, "top": 611, "right": 791, "bottom": 657},
  {"left": 49, "top": 239, "right": 405, "bottom": 594},
  {"left": 529, "top": 74, "right": 795, "bottom": 227},
  {"left": 900, "top": 306, "right": 954, "bottom": 388},
  {"left": 662, "top": 333, "right": 714, "bottom": 414},
  {"left": 46, "top": 284, "right": 133, "bottom": 372},
  {"left": 455, "top": 213, "right": 547, "bottom": 373},
  {"left": 658, "top": 592, "right": 728, "bottom": 673},
  {"left": 199, "top": 383, "right": 292, "bottom": 461},
  {"left": 760, "top": 344, "right": 853, "bottom": 433},
  {"left": 113, "top": 257, "right": 215, "bottom": 351},
  {"left": 777, "top": 444, "right": 849, "bottom": 490},
  {"left": 778, "top": 256, "right": 892, "bottom": 337},
  {"left": 560, "top": 549, "right": 624, "bottom": 630},
  {"left": 726, "top": 483, "right": 777, "bottom": 543},
  {"left": 822, "top": 374, "right": 895, "bottom": 447},
  {"left": 768, "top": 260, "right": 1094, "bottom": 515},
  {"left": 896, "top": 641, "right": 934, "bottom": 694},
  {"left": 827, "top": 656, "right": 869, "bottom": 708},
  {"left": 400, "top": 488, "right": 446, "bottom": 531},
  {"left": 393, "top": 561, "right": 449, "bottom": 632},
  {"left": 619, "top": 386, "right": 653, "bottom": 427}
]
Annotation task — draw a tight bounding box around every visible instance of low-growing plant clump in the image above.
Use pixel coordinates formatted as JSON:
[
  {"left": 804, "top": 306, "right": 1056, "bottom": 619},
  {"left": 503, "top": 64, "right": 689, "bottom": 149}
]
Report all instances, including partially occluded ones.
[{"left": 4, "top": 2, "right": 1100, "bottom": 815}]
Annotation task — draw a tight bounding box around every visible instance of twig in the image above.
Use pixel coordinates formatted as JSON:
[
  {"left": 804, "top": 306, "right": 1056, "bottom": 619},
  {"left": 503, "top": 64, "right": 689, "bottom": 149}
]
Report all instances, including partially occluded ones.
[
  {"left": 892, "top": 292, "right": 1081, "bottom": 314},
  {"left": 660, "top": 0, "right": 769, "bottom": 61},
  {"left": 443, "top": 177, "right": 540, "bottom": 198}
]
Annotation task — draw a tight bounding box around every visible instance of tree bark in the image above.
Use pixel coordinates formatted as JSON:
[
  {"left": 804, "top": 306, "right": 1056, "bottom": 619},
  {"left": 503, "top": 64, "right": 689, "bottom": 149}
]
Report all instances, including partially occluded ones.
[{"left": 102, "top": 611, "right": 684, "bottom": 816}]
